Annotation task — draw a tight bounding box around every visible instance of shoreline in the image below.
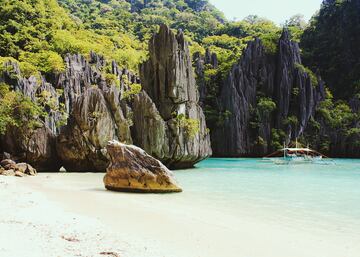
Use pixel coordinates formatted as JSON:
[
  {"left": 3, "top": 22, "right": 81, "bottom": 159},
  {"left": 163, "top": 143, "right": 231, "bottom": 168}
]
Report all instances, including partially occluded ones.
[{"left": 1, "top": 171, "right": 359, "bottom": 257}]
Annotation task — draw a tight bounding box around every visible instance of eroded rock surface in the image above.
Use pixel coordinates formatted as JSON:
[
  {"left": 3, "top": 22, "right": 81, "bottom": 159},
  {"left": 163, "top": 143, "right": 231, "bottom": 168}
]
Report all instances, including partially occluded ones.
[
  {"left": 138, "top": 24, "right": 212, "bottom": 168},
  {"left": 0, "top": 61, "right": 61, "bottom": 171},
  {"left": 1, "top": 25, "right": 212, "bottom": 171},
  {"left": 103, "top": 141, "right": 182, "bottom": 193},
  {"left": 198, "top": 29, "right": 326, "bottom": 157},
  {"left": 57, "top": 87, "right": 132, "bottom": 172}
]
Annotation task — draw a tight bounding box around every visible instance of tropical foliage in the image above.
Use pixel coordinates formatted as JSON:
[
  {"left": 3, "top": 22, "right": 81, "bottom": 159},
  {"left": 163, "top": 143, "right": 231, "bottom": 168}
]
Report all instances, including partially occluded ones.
[{"left": 301, "top": 0, "right": 360, "bottom": 99}]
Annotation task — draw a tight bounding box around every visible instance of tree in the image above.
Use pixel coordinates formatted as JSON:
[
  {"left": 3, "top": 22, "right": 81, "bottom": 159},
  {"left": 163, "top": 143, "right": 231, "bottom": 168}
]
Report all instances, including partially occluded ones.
[
  {"left": 301, "top": 0, "right": 360, "bottom": 99},
  {"left": 284, "top": 14, "right": 307, "bottom": 29}
]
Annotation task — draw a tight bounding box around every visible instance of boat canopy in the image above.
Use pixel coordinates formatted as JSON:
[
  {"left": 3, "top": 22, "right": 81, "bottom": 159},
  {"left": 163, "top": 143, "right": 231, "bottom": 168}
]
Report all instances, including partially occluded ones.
[
  {"left": 265, "top": 146, "right": 329, "bottom": 158},
  {"left": 281, "top": 148, "right": 312, "bottom": 151}
]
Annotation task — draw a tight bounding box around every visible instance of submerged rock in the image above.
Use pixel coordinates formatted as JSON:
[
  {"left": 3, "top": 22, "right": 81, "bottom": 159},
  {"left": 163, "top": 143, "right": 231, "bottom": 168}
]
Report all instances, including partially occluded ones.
[{"left": 103, "top": 141, "right": 182, "bottom": 193}]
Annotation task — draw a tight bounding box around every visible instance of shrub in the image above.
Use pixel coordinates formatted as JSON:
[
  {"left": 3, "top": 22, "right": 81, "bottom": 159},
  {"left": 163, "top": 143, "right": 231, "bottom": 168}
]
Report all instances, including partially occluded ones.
[
  {"left": 19, "top": 61, "right": 40, "bottom": 79},
  {"left": 271, "top": 128, "right": 286, "bottom": 150},
  {"left": 122, "top": 83, "right": 142, "bottom": 100},
  {"left": 283, "top": 115, "right": 299, "bottom": 127},
  {"left": 104, "top": 73, "right": 120, "bottom": 88},
  {"left": 0, "top": 83, "right": 46, "bottom": 135},
  {"left": 259, "top": 33, "right": 279, "bottom": 55},
  {"left": 257, "top": 97, "right": 276, "bottom": 117},
  {"left": 19, "top": 51, "right": 65, "bottom": 74},
  {"left": 176, "top": 114, "right": 201, "bottom": 139},
  {"left": 294, "top": 63, "right": 318, "bottom": 86}
]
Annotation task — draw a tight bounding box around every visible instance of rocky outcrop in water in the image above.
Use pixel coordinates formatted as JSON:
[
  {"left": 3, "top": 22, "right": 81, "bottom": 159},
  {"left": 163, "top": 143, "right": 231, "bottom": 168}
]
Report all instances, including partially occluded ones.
[
  {"left": 138, "top": 24, "right": 212, "bottom": 168},
  {"left": 197, "top": 29, "right": 326, "bottom": 157},
  {"left": 104, "top": 141, "right": 182, "bottom": 193}
]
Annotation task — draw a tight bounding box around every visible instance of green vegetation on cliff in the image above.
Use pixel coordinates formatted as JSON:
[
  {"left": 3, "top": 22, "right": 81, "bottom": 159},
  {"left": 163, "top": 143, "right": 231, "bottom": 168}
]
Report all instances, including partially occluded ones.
[
  {"left": 0, "top": 0, "right": 146, "bottom": 72},
  {"left": 0, "top": 0, "right": 359, "bottom": 157},
  {"left": 301, "top": 0, "right": 360, "bottom": 99},
  {"left": 0, "top": 0, "right": 309, "bottom": 77},
  {"left": 0, "top": 83, "right": 45, "bottom": 135}
]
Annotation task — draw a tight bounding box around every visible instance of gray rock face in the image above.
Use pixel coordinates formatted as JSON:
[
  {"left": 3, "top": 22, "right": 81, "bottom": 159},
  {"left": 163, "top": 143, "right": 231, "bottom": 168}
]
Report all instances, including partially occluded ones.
[
  {"left": 350, "top": 96, "right": 360, "bottom": 113},
  {"left": 132, "top": 91, "right": 169, "bottom": 160},
  {"left": 56, "top": 87, "right": 132, "bottom": 171},
  {"left": 201, "top": 29, "right": 326, "bottom": 157},
  {"left": 193, "top": 49, "right": 218, "bottom": 107},
  {"left": 1, "top": 25, "right": 211, "bottom": 171},
  {"left": 211, "top": 38, "right": 276, "bottom": 156},
  {"left": 57, "top": 25, "right": 210, "bottom": 171},
  {"left": 275, "top": 30, "right": 325, "bottom": 138},
  {"left": 55, "top": 52, "right": 135, "bottom": 171},
  {"left": 0, "top": 61, "right": 61, "bottom": 171},
  {"left": 139, "top": 24, "right": 212, "bottom": 168},
  {"left": 0, "top": 53, "right": 136, "bottom": 171},
  {"left": 140, "top": 24, "right": 198, "bottom": 120}
]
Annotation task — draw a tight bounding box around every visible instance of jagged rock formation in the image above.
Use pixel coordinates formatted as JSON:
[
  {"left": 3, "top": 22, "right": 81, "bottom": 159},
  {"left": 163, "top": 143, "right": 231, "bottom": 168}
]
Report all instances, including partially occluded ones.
[
  {"left": 0, "top": 61, "right": 61, "bottom": 171},
  {"left": 0, "top": 52, "right": 136, "bottom": 172},
  {"left": 104, "top": 141, "right": 182, "bottom": 193},
  {"left": 56, "top": 52, "right": 134, "bottom": 172},
  {"left": 194, "top": 49, "right": 218, "bottom": 107},
  {"left": 0, "top": 25, "right": 211, "bottom": 171},
  {"left": 197, "top": 29, "right": 326, "bottom": 157},
  {"left": 138, "top": 24, "right": 212, "bottom": 168},
  {"left": 58, "top": 25, "right": 211, "bottom": 171},
  {"left": 57, "top": 87, "right": 132, "bottom": 172},
  {"left": 276, "top": 31, "right": 326, "bottom": 137}
]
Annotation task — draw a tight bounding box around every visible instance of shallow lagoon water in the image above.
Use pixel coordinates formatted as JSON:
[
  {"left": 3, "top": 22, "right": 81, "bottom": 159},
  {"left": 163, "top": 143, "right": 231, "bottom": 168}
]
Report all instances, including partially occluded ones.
[
  {"left": 11, "top": 158, "right": 360, "bottom": 257},
  {"left": 175, "top": 158, "right": 360, "bottom": 236}
]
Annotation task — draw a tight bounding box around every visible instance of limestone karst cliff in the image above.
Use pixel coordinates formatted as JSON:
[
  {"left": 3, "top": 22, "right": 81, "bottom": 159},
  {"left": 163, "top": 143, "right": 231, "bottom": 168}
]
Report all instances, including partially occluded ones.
[
  {"left": 138, "top": 24, "right": 212, "bottom": 168},
  {"left": 196, "top": 29, "right": 328, "bottom": 157},
  {"left": 1, "top": 24, "right": 359, "bottom": 167},
  {"left": 0, "top": 25, "right": 212, "bottom": 171}
]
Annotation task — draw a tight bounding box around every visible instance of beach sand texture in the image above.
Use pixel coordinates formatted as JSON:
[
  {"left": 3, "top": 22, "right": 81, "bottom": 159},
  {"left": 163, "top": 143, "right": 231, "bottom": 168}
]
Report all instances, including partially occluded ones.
[{"left": 0, "top": 171, "right": 359, "bottom": 257}]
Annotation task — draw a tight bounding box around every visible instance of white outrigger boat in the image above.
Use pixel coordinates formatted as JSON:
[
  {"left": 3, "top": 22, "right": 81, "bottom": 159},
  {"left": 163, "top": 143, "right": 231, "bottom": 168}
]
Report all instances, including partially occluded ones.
[{"left": 263, "top": 141, "right": 334, "bottom": 165}]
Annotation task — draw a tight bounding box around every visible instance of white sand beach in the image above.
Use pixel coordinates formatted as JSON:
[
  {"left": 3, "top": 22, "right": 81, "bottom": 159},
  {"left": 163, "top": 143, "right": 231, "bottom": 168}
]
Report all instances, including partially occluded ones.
[{"left": 1, "top": 172, "right": 359, "bottom": 257}]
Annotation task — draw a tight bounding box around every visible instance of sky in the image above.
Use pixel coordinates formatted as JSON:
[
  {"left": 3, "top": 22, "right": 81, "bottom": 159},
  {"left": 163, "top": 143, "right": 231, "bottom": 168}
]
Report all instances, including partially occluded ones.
[{"left": 209, "top": 0, "right": 324, "bottom": 25}]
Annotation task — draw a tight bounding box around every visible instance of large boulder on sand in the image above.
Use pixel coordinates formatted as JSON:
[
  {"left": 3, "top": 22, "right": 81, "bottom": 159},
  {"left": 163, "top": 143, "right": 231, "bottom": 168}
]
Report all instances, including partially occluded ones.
[{"left": 103, "top": 141, "right": 182, "bottom": 193}]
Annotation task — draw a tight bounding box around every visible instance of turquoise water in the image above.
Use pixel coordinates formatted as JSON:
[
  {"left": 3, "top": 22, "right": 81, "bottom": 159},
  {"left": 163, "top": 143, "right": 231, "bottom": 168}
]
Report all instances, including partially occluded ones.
[{"left": 174, "top": 158, "right": 360, "bottom": 235}]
